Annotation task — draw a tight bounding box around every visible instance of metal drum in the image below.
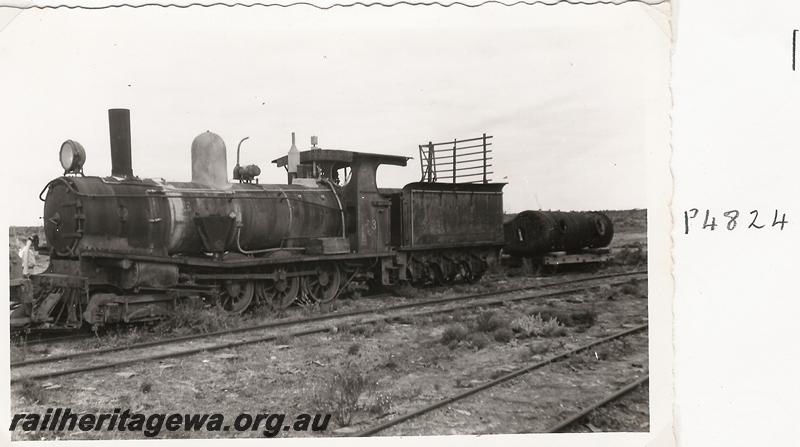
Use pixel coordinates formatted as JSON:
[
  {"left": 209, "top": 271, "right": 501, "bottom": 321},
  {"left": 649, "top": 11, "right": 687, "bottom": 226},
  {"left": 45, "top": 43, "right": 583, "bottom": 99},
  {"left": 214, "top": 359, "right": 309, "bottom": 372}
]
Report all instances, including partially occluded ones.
[{"left": 503, "top": 210, "right": 614, "bottom": 256}]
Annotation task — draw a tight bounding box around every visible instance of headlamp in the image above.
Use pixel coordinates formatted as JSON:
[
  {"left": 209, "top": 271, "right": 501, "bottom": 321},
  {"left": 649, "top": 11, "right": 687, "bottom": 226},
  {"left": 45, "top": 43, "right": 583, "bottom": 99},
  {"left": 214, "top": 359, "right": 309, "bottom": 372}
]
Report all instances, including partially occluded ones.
[{"left": 59, "top": 140, "right": 86, "bottom": 173}]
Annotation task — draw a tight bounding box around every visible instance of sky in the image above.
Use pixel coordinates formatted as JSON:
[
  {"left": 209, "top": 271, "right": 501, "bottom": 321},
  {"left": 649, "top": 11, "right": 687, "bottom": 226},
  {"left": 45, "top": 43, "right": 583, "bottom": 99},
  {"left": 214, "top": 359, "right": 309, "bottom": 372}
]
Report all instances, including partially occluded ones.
[{"left": 0, "top": 3, "right": 670, "bottom": 226}]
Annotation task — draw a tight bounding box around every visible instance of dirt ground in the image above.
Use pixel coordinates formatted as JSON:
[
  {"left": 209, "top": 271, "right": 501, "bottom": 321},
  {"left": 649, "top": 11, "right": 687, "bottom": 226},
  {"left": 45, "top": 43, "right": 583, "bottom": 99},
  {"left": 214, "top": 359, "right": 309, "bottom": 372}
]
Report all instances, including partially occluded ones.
[{"left": 8, "top": 209, "right": 648, "bottom": 440}]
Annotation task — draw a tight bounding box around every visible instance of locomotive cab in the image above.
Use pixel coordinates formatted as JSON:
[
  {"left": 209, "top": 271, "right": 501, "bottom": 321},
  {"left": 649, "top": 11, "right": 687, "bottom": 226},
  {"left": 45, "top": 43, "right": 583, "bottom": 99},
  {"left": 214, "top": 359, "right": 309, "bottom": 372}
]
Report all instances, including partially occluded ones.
[{"left": 272, "top": 148, "right": 410, "bottom": 255}]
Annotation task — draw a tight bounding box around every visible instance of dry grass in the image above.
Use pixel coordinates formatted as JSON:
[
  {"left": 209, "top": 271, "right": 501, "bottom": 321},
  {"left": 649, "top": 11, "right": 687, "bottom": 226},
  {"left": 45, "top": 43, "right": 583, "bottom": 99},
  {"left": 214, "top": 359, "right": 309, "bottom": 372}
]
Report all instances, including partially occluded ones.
[
  {"left": 493, "top": 327, "right": 514, "bottom": 343},
  {"left": 273, "top": 334, "right": 292, "bottom": 346},
  {"left": 466, "top": 332, "right": 491, "bottom": 350},
  {"left": 474, "top": 310, "right": 510, "bottom": 333},
  {"left": 152, "top": 303, "right": 237, "bottom": 335},
  {"left": 312, "top": 364, "right": 373, "bottom": 427},
  {"left": 392, "top": 282, "right": 427, "bottom": 299},
  {"left": 511, "top": 313, "right": 568, "bottom": 338},
  {"left": 366, "top": 393, "right": 393, "bottom": 417},
  {"left": 618, "top": 279, "right": 645, "bottom": 298},
  {"left": 10, "top": 343, "right": 29, "bottom": 363},
  {"left": 520, "top": 339, "right": 566, "bottom": 360},
  {"left": 441, "top": 324, "right": 469, "bottom": 347},
  {"left": 339, "top": 319, "right": 389, "bottom": 340},
  {"left": 614, "top": 243, "right": 648, "bottom": 267},
  {"left": 441, "top": 310, "right": 519, "bottom": 349},
  {"left": 620, "top": 283, "right": 639, "bottom": 296},
  {"left": 536, "top": 308, "right": 598, "bottom": 329},
  {"left": 16, "top": 380, "right": 46, "bottom": 405}
]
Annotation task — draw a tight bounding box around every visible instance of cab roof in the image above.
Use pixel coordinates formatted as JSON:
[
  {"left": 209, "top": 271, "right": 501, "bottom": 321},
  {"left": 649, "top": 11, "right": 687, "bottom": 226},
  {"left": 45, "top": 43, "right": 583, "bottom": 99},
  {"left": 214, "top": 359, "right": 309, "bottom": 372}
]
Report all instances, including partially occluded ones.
[{"left": 272, "top": 149, "right": 410, "bottom": 168}]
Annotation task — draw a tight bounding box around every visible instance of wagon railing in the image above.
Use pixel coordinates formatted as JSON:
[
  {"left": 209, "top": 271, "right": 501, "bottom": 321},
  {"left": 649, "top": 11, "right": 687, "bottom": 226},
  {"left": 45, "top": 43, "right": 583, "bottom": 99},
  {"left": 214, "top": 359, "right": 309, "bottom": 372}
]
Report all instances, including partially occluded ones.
[{"left": 419, "top": 134, "right": 493, "bottom": 184}]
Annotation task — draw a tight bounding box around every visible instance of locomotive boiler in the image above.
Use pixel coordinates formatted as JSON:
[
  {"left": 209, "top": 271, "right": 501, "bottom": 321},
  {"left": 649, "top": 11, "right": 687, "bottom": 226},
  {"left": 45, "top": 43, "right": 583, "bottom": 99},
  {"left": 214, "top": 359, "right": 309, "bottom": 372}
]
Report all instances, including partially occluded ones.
[
  {"left": 46, "top": 115, "right": 343, "bottom": 259},
  {"left": 13, "top": 109, "right": 506, "bottom": 332}
]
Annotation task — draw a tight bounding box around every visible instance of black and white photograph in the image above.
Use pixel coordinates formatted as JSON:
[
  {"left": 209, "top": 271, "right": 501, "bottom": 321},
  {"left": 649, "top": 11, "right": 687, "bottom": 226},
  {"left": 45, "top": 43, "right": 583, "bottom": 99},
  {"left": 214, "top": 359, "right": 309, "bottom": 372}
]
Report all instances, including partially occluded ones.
[{"left": 2, "top": 0, "right": 672, "bottom": 443}]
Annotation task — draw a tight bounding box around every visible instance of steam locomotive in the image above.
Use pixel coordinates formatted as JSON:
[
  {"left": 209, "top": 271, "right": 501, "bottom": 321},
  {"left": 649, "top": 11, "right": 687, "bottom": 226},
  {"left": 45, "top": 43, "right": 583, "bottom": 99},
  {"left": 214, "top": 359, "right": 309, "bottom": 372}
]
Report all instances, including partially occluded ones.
[
  {"left": 11, "top": 109, "right": 506, "bottom": 331},
  {"left": 10, "top": 109, "right": 616, "bottom": 333}
]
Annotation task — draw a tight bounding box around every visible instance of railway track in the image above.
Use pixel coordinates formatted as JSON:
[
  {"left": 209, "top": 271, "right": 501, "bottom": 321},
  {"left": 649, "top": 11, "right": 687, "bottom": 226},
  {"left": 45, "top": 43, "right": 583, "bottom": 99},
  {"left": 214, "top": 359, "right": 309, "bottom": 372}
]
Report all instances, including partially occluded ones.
[
  {"left": 11, "top": 269, "right": 642, "bottom": 348},
  {"left": 12, "top": 269, "right": 643, "bottom": 348},
  {"left": 12, "top": 270, "right": 644, "bottom": 363},
  {"left": 545, "top": 375, "right": 649, "bottom": 433},
  {"left": 355, "top": 323, "right": 648, "bottom": 436},
  {"left": 12, "top": 333, "right": 93, "bottom": 347},
  {"left": 11, "top": 270, "right": 645, "bottom": 384}
]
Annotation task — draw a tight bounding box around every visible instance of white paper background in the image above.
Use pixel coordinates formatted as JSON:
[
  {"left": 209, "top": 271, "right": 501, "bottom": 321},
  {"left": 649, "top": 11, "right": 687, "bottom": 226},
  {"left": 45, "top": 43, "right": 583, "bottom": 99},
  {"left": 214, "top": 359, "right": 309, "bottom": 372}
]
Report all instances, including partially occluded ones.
[{"left": 673, "top": 0, "right": 800, "bottom": 445}]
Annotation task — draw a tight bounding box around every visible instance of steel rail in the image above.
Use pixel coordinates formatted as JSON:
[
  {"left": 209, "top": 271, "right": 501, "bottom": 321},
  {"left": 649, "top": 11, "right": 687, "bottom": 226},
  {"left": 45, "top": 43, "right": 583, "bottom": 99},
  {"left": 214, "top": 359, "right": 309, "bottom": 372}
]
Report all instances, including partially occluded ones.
[
  {"left": 545, "top": 375, "right": 650, "bottom": 433},
  {"left": 13, "top": 333, "right": 93, "bottom": 347},
  {"left": 354, "top": 323, "right": 649, "bottom": 437},
  {"left": 11, "top": 325, "right": 330, "bottom": 384},
  {"left": 11, "top": 276, "right": 646, "bottom": 384},
  {"left": 12, "top": 270, "right": 645, "bottom": 368}
]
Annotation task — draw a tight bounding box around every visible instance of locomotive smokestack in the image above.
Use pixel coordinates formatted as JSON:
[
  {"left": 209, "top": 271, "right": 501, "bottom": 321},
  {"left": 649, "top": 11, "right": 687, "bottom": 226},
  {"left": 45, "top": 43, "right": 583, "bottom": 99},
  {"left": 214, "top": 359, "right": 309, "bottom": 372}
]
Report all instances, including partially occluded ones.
[{"left": 108, "top": 108, "right": 133, "bottom": 178}]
